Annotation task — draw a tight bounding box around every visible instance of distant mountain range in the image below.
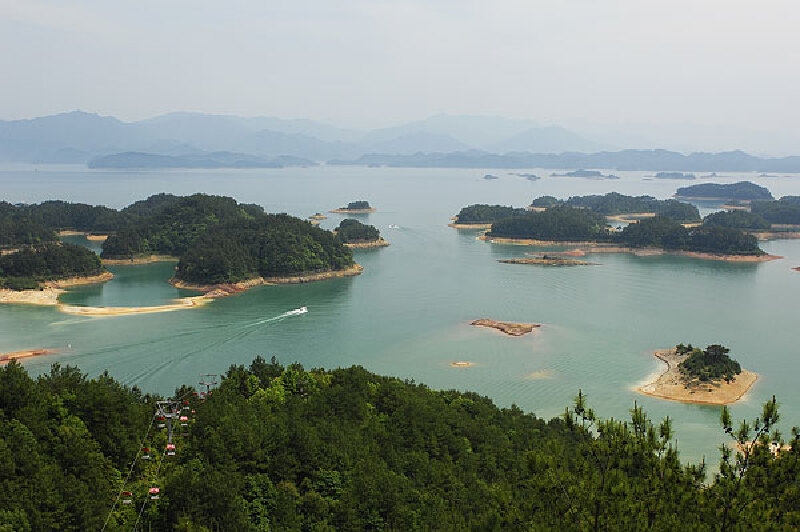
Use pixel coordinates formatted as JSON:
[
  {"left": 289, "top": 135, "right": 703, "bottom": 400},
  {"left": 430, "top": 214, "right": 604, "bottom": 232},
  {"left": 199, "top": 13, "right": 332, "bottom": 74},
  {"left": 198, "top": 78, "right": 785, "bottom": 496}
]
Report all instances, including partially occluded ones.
[
  {"left": 3, "top": 111, "right": 800, "bottom": 172},
  {"left": 0, "top": 111, "right": 610, "bottom": 167}
]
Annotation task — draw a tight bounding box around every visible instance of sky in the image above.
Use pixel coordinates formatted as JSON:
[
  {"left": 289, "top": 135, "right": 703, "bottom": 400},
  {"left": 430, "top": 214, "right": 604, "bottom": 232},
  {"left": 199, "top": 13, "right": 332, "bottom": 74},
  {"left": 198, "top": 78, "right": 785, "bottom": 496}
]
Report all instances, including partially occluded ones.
[{"left": 1, "top": 0, "right": 799, "bottom": 153}]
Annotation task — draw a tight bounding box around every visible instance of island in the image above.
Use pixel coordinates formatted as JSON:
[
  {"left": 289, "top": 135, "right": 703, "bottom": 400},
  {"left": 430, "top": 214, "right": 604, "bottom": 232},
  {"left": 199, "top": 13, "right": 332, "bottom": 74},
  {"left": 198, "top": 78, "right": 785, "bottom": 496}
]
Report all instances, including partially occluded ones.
[
  {"left": 530, "top": 192, "right": 701, "bottom": 223},
  {"left": 449, "top": 204, "right": 528, "bottom": 229},
  {"left": 675, "top": 181, "right": 774, "bottom": 202},
  {"left": 637, "top": 344, "right": 758, "bottom": 405},
  {"left": 335, "top": 219, "right": 389, "bottom": 248},
  {"left": 449, "top": 361, "right": 474, "bottom": 368},
  {"left": 509, "top": 172, "right": 541, "bottom": 180},
  {"left": 309, "top": 213, "right": 328, "bottom": 220},
  {"left": 480, "top": 206, "right": 780, "bottom": 262},
  {"left": 551, "top": 169, "right": 620, "bottom": 179},
  {"left": 483, "top": 174, "right": 500, "bottom": 180},
  {"left": 470, "top": 319, "right": 541, "bottom": 337},
  {"left": 654, "top": 172, "right": 696, "bottom": 180},
  {"left": 498, "top": 255, "right": 593, "bottom": 266},
  {"left": 330, "top": 200, "right": 376, "bottom": 213}
]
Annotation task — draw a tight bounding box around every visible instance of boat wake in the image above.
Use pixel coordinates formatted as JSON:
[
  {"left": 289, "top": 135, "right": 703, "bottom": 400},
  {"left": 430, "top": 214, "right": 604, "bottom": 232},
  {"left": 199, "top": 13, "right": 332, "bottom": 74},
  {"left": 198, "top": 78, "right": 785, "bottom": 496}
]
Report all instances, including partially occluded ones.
[{"left": 242, "top": 306, "right": 308, "bottom": 328}]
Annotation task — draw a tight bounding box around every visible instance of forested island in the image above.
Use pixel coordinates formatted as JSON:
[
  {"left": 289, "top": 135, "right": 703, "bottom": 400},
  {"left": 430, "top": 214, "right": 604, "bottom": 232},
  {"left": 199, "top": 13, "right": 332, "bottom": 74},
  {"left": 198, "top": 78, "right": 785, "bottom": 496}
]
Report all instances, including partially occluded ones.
[
  {"left": 481, "top": 206, "right": 770, "bottom": 259},
  {"left": 530, "top": 192, "right": 701, "bottom": 222},
  {"left": 0, "top": 242, "right": 107, "bottom": 291},
  {"left": 638, "top": 344, "right": 758, "bottom": 405},
  {"left": 551, "top": 169, "right": 620, "bottom": 179},
  {"left": 330, "top": 200, "right": 376, "bottom": 213},
  {"left": 676, "top": 181, "right": 774, "bottom": 201},
  {"left": 654, "top": 172, "right": 696, "bottom": 180},
  {"left": 1, "top": 358, "right": 797, "bottom": 530},
  {"left": 449, "top": 204, "right": 528, "bottom": 228},
  {"left": 335, "top": 219, "right": 389, "bottom": 248}
]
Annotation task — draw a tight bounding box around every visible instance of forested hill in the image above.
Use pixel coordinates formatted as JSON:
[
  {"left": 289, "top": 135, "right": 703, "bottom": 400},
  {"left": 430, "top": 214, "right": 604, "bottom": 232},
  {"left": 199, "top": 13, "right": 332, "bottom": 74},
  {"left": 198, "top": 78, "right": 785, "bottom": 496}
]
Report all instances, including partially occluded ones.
[
  {"left": 531, "top": 192, "right": 701, "bottom": 222},
  {"left": 1, "top": 359, "right": 797, "bottom": 531}
]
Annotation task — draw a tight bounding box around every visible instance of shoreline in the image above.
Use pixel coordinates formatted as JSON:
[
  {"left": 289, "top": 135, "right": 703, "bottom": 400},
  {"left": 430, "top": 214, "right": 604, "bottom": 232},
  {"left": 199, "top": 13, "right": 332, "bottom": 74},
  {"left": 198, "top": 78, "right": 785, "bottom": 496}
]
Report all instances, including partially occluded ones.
[
  {"left": 0, "top": 348, "right": 59, "bottom": 365},
  {"left": 171, "top": 264, "right": 365, "bottom": 296},
  {"left": 329, "top": 208, "right": 376, "bottom": 214},
  {"left": 344, "top": 239, "right": 390, "bottom": 249},
  {"left": 479, "top": 235, "right": 782, "bottom": 262},
  {"left": 0, "top": 272, "right": 114, "bottom": 306},
  {"left": 102, "top": 255, "right": 179, "bottom": 265},
  {"left": 637, "top": 348, "right": 758, "bottom": 405},
  {"left": 59, "top": 295, "right": 212, "bottom": 316},
  {"left": 448, "top": 222, "right": 494, "bottom": 229},
  {"left": 749, "top": 231, "right": 800, "bottom": 241},
  {"left": 57, "top": 230, "right": 109, "bottom": 241}
]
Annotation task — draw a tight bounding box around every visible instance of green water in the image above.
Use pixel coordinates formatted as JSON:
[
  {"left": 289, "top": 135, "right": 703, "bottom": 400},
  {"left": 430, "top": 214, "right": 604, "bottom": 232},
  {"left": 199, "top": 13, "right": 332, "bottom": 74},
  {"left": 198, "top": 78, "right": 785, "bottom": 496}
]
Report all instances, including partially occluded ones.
[{"left": 2, "top": 165, "right": 800, "bottom": 466}]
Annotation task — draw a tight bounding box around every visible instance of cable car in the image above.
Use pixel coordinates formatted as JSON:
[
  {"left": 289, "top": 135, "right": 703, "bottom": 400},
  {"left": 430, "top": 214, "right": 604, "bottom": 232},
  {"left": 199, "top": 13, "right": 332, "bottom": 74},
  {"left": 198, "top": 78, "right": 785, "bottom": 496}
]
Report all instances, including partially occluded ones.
[
  {"left": 141, "top": 447, "right": 151, "bottom": 460},
  {"left": 192, "top": 392, "right": 198, "bottom": 396},
  {"left": 157, "top": 416, "right": 166, "bottom": 429},
  {"left": 191, "top": 409, "right": 196, "bottom": 414},
  {"left": 149, "top": 486, "right": 160, "bottom": 500},
  {"left": 183, "top": 400, "right": 189, "bottom": 405},
  {"left": 166, "top": 443, "right": 176, "bottom": 456},
  {"left": 122, "top": 491, "right": 133, "bottom": 504}
]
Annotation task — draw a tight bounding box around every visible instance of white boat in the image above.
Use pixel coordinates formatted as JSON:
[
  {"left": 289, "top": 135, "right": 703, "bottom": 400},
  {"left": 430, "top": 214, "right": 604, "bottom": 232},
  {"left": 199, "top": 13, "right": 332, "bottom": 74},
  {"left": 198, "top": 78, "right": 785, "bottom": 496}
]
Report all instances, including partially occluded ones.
[{"left": 287, "top": 306, "right": 308, "bottom": 315}]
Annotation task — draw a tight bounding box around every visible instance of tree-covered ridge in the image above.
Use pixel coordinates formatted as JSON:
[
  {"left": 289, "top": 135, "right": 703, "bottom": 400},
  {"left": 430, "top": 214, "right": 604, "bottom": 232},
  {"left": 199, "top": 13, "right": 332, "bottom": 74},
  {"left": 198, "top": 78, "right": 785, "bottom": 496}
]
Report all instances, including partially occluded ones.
[
  {"left": 750, "top": 197, "right": 800, "bottom": 225},
  {"left": 455, "top": 204, "right": 528, "bottom": 223},
  {"left": 529, "top": 192, "right": 701, "bottom": 221},
  {"left": 702, "top": 210, "right": 770, "bottom": 230},
  {"left": 335, "top": 219, "right": 381, "bottom": 243},
  {"left": 676, "top": 181, "right": 774, "bottom": 201},
  {"left": 1, "top": 360, "right": 799, "bottom": 531},
  {"left": 175, "top": 215, "right": 354, "bottom": 284},
  {"left": 677, "top": 344, "right": 742, "bottom": 383},
  {"left": 0, "top": 242, "right": 104, "bottom": 289},
  {"left": 487, "top": 206, "right": 611, "bottom": 241},
  {"left": 0, "top": 202, "right": 57, "bottom": 247},
  {"left": 618, "top": 217, "right": 763, "bottom": 255},
  {"left": 101, "top": 194, "right": 264, "bottom": 259}
]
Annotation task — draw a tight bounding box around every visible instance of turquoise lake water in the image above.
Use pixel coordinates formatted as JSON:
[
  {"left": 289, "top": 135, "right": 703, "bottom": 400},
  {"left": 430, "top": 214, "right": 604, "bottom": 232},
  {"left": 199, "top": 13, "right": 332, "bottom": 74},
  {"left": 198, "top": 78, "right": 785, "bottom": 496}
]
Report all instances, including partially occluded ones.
[{"left": 2, "top": 164, "right": 799, "bottom": 466}]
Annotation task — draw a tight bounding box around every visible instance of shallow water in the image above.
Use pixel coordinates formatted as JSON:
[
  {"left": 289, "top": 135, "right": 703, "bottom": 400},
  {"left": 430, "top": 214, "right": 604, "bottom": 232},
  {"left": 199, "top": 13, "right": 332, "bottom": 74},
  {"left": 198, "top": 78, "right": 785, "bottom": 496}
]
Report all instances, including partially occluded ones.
[{"left": 2, "top": 164, "right": 799, "bottom": 466}]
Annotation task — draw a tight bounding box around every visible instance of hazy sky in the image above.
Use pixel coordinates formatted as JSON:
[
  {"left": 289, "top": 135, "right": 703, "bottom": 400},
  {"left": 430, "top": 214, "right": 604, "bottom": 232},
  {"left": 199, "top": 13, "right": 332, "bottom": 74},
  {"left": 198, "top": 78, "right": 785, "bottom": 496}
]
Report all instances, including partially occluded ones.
[{"left": 1, "top": 0, "right": 799, "bottom": 152}]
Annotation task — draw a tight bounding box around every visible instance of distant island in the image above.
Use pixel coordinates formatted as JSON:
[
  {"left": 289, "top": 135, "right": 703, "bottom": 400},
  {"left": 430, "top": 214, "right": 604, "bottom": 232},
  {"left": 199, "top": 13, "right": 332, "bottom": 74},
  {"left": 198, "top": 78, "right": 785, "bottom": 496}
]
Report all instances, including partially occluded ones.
[
  {"left": 309, "top": 213, "right": 327, "bottom": 220},
  {"left": 509, "top": 172, "right": 540, "bottom": 180},
  {"left": 481, "top": 205, "right": 776, "bottom": 261},
  {"left": 675, "top": 181, "right": 774, "bottom": 202},
  {"left": 654, "top": 172, "right": 696, "bottom": 180},
  {"left": 330, "top": 200, "right": 376, "bottom": 213},
  {"left": 638, "top": 344, "right": 758, "bottom": 405},
  {"left": 89, "top": 151, "right": 315, "bottom": 169},
  {"left": 335, "top": 219, "right": 389, "bottom": 248},
  {"left": 470, "top": 319, "right": 541, "bottom": 337},
  {"left": 551, "top": 169, "right": 620, "bottom": 179},
  {"left": 483, "top": 174, "right": 500, "bottom": 180}
]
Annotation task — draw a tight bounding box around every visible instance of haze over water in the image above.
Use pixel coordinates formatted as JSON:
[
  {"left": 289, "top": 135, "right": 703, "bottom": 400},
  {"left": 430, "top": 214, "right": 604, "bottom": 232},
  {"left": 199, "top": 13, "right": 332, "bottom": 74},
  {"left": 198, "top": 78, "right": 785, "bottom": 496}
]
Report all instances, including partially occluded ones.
[{"left": 2, "top": 164, "right": 800, "bottom": 466}]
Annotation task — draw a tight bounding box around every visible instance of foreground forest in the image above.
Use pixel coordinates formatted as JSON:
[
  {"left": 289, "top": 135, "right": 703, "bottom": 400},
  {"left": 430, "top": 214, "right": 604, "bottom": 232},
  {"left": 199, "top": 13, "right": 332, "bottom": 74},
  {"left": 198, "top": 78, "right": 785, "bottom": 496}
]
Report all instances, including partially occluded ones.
[{"left": 1, "top": 360, "right": 797, "bottom": 531}]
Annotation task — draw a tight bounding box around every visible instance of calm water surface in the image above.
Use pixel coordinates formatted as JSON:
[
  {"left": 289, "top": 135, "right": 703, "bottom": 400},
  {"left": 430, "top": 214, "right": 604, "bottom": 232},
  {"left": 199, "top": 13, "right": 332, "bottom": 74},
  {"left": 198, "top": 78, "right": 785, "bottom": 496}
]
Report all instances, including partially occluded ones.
[{"left": 2, "top": 165, "right": 799, "bottom": 466}]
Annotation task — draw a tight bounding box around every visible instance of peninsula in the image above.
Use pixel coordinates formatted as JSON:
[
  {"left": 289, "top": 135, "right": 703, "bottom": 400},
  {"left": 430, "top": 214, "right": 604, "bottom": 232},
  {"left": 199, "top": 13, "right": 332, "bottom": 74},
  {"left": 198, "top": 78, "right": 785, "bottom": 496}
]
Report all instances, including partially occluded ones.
[
  {"left": 637, "top": 344, "right": 758, "bottom": 405},
  {"left": 330, "top": 200, "right": 376, "bottom": 213},
  {"left": 470, "top": 319, "right": 541, "bottom": 337}
]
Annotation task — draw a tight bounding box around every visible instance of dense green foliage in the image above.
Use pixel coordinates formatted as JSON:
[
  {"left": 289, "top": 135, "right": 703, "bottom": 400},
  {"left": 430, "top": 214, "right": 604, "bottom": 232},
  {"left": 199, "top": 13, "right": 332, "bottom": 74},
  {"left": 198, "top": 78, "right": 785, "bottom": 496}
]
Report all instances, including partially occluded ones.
[
  {"left": 342, "top": 200, "right": 371, "bottom": 210},
  {"left": 0, "top": 242, "right": 103, "bottom": 289},
  {"left": 22, "top": 201, "right": 126, "bottom": 233},
  {"left": 335, "top": 219, "right": 381, "bottom": 243},
  {"left": 0, "top": 202, "right": 58, "bottom": 247},
  {"left": 676, "top": 181, "right": 774, "bottom": 201},
  {"left": 618, "top": 217, "right": 763, "bottom": 255},
  {"left": 529, "top": 193, "right": 700, "bottom": 221},
  {"left": 455, "top": 204, "right": 528, "bottom": 223},
  {"left": 1, "top": 360, "right": 799, "bottom": 531},
  {"left": 677, "top": 344, "right": 742, "bottom": 382},
  {"left": 702, "top": 210, "right": 770, "bottom": 230},
  {"left": 176, "top": 215, "right": 354, "bottom": 284},
  {"left": 750, "top": 197, "right": 800, "bottom": 225},
  {"left": 487, "top": 205, "right": 610, "bottom": 241}
]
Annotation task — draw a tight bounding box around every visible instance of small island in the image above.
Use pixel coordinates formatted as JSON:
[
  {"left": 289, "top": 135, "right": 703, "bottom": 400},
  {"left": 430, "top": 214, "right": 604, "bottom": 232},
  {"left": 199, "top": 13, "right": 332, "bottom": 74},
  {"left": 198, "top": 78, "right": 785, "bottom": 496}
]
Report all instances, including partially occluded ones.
[
  {"left": 470, "top": 319, "right": 541, "bottom": 337},
  {"left": 330, "top": 200, "right": 376, "bottom": 214},
  {"left": 509, "top": 172, "right": 540, "bottom": 180},
  {"left": 675, "top": 181, "right": 774, "bottom": 202},
  {"left": 335, "top": 219, "right": 389, "bottom": 248},
  {"left": 449, "top": 204, "right": 528, "bottom": 229},
  {"left": 654, "top": 172, "right": 696, "bottom": 180},
  {"left": 637, "top": 344, "right": 758, "bottom": 405},
  {"left": 551, "top": 169, "right": 620, "bottom": 180},
  {"left": 498, "top": 255, "right": 593, "bottom": 266},
  {"left": 309, "top": 213, "right": 328, "bottom": 220},
  {"left": 483, "top": 174, "right": 500, "bottom": 180},
  {"left": 529, "top": 193, "right": 701, "bottom": 223}
]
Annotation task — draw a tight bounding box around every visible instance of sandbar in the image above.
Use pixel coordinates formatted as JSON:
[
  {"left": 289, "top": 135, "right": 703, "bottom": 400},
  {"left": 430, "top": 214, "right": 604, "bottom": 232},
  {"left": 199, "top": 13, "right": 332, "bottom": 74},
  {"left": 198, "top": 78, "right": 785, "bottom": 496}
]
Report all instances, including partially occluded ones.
[
  {"left": 637, "top": 348, "right": 758, "bottom": 405},
  {"left": 449, "top": 361, "right": 474, "bottom": 368},
  {"left": 0, "top": 348, "right": 59, "bottom": 365},
  {"left": 102, "top": 255, "right": 178, "bottom": 265},
  {"left": 448, "top": 222, "right": 494, "bottom": 229},
  {"left": 0, "top": 272, "right": 114, "bottom": 306},
  {"left": 59, "top": 296, "right": 212, "bottom": 316},
  {"left": 309, "top": 214, "right": 328, "bottom": 220},
  {"left": 344, "top": 239, "right": 390, "bottom": 249},
  {"left": 499, "top": 256, "right": 594, "bottom": 266},
  {"left": 471, "top": 319, "right": 541, "bottom": 337}
]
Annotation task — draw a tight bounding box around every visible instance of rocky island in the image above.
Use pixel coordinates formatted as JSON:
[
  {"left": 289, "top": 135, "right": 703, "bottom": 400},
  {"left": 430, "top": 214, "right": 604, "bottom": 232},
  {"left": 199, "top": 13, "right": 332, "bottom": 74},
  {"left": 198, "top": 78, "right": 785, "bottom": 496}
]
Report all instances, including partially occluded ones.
[
  {"left": 637, "top": 344, "right": 758, "bottom": 405},
  {"left": 470, "top": 319, "right": 541, "bottom": 337},
  {"left": 498, "top": 255, "right": 594, "bottom": 266},
  {"left": 330, "top": 200, "right": 376, "bottom": 213}
]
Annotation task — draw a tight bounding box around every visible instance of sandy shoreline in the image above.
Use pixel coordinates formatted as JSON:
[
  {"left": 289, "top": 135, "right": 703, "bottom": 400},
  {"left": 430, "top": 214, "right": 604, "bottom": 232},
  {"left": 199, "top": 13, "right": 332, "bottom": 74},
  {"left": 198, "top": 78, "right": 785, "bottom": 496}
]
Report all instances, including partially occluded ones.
[
  {"left": 498, "top": 257, "right": 594, "bottom": 266},
  {"left": 59, "top": 295, "right": 212, "bottom": 316},
  {"left": 0, "top": 272, "right": 114, "bottom": 306},
  {"left": 448, "top": 222, "right": 494, "bottom": 229},
  {"left": 0, "top": 348, "right": 59, "bottom": 365},
  {"left": 102, "top": 255, "right": 178, "bottom": 265},
  {"left": 344, "top": 239, "right": 390, "bottom": 249},
  {"left": 471, "top": 319, "right": 541, "bottom": 337},
  {"left": 750, "top": 231, "right": 800, "bottom": 241},
  {"left": 171, "top": 264, "right": 365, "bottom": 295},
  {"left": 637, "top": 348, "right": 758, "bottom": 405},
  {"left": 479, "top": 236, "right": 781, "bottom": 262}
]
